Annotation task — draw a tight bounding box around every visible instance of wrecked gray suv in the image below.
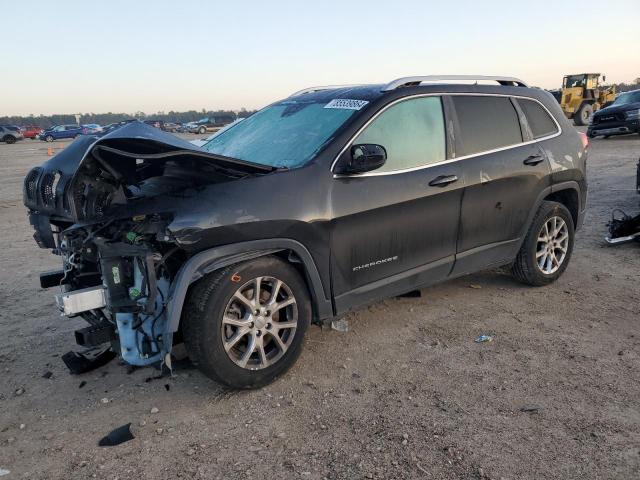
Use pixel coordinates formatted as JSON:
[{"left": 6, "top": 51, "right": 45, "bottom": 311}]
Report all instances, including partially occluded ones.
[{"left": 23, "top": 76, "right": 588, "bottom": 388}]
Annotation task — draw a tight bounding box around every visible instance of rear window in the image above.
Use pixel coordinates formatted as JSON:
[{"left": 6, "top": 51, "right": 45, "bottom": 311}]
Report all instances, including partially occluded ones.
[
  {"left": 519, "top": 99, "right": 558, "bottom": 139},
  {"left": 451, "top": 96, "right": 523, "bottom": 157}
]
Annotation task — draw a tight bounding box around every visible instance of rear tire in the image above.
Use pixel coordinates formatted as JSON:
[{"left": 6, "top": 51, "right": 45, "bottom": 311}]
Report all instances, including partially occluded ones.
[
  {"left": 511, "top": 201, "right": 575, "bottom": 286},
  {"left": 182, "top": 256, "right": 311, "bottom": 389},
  {"left": 198, "top": 126, "right": 206, "bottom": 134},
  {"left": 573, "top": 103, "right": 593, "bottom": 126}
]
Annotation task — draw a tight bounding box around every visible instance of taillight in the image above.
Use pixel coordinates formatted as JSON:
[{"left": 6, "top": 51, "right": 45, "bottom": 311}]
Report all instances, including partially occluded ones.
[{"left": 578, "top": 132, "right": 589, "bottom": 149}]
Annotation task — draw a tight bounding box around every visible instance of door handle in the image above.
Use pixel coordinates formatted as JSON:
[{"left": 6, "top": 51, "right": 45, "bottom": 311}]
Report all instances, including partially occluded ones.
[
  {"left": 523, "top": 154, "right": 545, "bottom": 166},
  {"left": 428, "top": 174, "right": 458, "bottom": 187}
]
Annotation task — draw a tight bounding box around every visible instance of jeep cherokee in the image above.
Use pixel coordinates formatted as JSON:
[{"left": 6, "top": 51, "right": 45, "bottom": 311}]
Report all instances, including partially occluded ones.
[{"left": 23, "top": 75, "right": 588, "bottom": 389}]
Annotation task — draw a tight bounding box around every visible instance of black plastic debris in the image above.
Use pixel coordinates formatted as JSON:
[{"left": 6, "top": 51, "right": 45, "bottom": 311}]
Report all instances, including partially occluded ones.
[
  {"left": 78, "top": 381, "right": 87, "bottom": 389},
  {"left": 144, "top": 374, "right": 164, "bottom": 383},
  {"left": 62, "top": 347, "right": 115, "bottom": 375},
  {"left": 520, "top": 404, "right": 544, "bottom": 413},
  {"left": 164, "top": 384, "right": 170, "bottom": 391},
  {"left": 98, "top": 423, "right": 134, "bottom": 447},
  {"left": 42, "top": 371, "right": 53, "bottom": 379}
]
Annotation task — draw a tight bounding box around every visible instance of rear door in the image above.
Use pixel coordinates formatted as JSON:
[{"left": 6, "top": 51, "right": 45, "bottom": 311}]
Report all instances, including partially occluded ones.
[
  {"left": 330, "top": 96, "right": 464, "bottom": 313},
  {"left": 449, "top": 94, "right": 553, "bottom": 275}
]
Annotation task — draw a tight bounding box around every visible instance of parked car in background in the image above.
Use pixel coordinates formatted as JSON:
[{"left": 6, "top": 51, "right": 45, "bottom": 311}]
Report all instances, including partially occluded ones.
[
  {"left": 38, "top": 125, "right": 84, "bottom": 142},
  {"left": 0, "top": 125, "right": 24, "bottom": 143},
  {"left": 22, "top": 125, "right": 43, "bottom": 139},
  {"left": 161, "top": 122, "right": 180, "bottom": 133},
  {"left": 102, "top": 120, "right": 136, "bottom": 134},
  {"left": 23, "top": 75, "right": 588, "bottom": 389},
  {"left": 178, "top": 122, "right": 196, "bottom": 133},
  {"left": 188, "top": 116, "right": 236, "bottom": 134},
  {"left": 190, "top": 118, "right": 244, "bottom": 147},
  {"left": 82, "top": 124, "right": 103, "bottom": 134},
  {"left": 143, "top": 120, "right": 164, "bottom": 129},
  {"left": 588, "top": 89, "right": 640, "bottom": 138}
]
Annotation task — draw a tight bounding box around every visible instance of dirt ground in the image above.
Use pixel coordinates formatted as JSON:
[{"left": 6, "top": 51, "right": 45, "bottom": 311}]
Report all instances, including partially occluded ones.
[{"left": 0, "top": 130, "right": 639, "bottom": 480}]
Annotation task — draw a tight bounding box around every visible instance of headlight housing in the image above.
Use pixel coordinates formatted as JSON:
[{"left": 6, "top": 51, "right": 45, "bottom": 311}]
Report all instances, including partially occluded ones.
[{"left": 625, "top": 109, "right": 640, "bottom": 120}]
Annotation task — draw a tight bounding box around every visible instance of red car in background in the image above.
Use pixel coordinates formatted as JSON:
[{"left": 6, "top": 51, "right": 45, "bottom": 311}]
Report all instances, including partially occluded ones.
[{"left": 22, "top": 126, "right": 43, "bottom": 139}]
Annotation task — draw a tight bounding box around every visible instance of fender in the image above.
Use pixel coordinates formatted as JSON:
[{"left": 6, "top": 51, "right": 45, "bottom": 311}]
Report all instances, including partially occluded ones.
[
  {"left": 165, "top": 238, "right": 333, "bottom": 333},
  {"left": 514, "top": 181, "right": 583, "bottom": 252}
]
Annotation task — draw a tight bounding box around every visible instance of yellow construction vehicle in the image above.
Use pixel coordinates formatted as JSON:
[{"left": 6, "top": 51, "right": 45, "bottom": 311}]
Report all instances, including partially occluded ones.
[{"left": 560, "top": 73, "right": 616, "bottom": 126}]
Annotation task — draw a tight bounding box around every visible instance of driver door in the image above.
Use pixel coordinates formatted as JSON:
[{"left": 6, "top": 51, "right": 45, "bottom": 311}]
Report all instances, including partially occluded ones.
[{"left": 329, "top": 96, "right": 464, "bottom": 314}]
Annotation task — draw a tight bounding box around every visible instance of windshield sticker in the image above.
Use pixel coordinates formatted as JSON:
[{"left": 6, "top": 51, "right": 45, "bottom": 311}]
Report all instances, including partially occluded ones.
[{"left": 324, "top": 99, "right": 369, "bottom": 110}]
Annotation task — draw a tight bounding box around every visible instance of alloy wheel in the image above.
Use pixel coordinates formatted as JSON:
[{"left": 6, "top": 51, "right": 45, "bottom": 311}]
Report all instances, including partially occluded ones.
[
  {"left": 221, "top": 276, "right": 298, "bottom": 370},
  {"left": 536, "top": 216, "right": 569, "bottom": 274}
]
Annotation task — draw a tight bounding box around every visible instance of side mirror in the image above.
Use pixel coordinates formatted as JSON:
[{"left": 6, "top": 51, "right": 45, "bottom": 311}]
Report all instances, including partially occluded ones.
[{"left": 335, "top": 144, "right": 387, "bottom": 175}]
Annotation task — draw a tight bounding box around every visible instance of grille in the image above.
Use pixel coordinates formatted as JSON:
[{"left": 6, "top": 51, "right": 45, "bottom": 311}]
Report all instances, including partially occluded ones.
[
  {"left": 40, "top": 172, "right": 56, "bottom": 207},
  {"left": 24, "top": 167, "right": 41, "bottom": 203}
]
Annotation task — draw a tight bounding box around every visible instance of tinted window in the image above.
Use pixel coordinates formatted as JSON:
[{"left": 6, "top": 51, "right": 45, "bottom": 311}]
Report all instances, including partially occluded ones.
[
  {"left": 353, "top": 97, "right": 445, "bottom": 172},
  {"left": 519, "top": 99, "right": 557, "bottom": 139},
  {"left": 452, "top": 96, "right": 523, "bottom": 157}
]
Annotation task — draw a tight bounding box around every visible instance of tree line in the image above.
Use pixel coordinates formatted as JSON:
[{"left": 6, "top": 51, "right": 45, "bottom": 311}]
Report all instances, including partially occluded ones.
[{"left": 0, "top": 108, "right": 256, "bottom": 128}]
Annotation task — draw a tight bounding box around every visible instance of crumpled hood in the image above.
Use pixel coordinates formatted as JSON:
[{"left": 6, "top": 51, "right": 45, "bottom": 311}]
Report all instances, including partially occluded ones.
[{"left": 23, "top": 121, "right": 273, "bottom": 223}]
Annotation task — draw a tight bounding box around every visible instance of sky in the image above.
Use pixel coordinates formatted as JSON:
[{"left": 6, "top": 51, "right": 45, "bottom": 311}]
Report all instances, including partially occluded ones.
[{"left": 2, "top": 0, "right": 639, "bottom": 116}]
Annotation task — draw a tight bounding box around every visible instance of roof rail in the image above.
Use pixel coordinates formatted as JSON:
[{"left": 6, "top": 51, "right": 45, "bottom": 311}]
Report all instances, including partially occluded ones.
[
  {"left": 382, "top": 75, "right": 529, "bottom": 91},
  {"left": 289, "top": 84, "right": 362, "bottom": 97}
]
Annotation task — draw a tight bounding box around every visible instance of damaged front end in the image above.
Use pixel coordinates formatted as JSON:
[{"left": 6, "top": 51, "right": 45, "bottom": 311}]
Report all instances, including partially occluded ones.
[{"left": 23, "top": 121, "right": 274, "bottom": 371}]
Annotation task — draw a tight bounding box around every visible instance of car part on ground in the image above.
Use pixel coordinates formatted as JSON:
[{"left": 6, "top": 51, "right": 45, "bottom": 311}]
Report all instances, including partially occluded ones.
[
  {"left": 22, "top": 76, "right": 587, "bottom": 388},
  {"left": 98, "top": 423, "right": 135, "bottom": 447},
  {"left": 606, "top": 209, "right": 640, "bottom": 245}
]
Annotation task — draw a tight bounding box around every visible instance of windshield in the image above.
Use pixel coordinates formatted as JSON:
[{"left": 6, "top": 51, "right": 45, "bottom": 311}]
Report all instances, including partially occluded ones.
[
  {"left": 563, "top": 75, "right": 586, "bottom": 88},
  {"left": 613, "top": 91, "right": 640, "bottom": 106},
  {"left": 201, "top": 99, "right": 361, "bottom": 168}
]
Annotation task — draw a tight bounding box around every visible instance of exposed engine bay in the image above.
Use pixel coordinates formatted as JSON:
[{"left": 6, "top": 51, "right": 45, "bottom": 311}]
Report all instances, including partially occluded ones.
[{"left": 23, "top": 122, "right": 275, "bottom": 371}]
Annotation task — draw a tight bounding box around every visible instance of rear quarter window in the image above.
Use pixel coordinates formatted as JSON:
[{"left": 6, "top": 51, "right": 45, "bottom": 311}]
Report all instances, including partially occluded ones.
[
  {"left": 451, "top": 96, "right": 523, "bottom": 157},
  {"left": 518, "top": 98, "right": 558, "bottom": 139}
]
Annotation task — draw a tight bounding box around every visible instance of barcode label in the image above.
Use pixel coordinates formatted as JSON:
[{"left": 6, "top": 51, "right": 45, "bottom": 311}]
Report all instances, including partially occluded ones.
[{"left": 324, "top": 99, "right": 369, "bottom": 110}]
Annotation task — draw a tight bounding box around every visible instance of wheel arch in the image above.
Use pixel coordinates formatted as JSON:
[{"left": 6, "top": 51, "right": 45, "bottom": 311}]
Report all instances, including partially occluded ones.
[
  {"left": 514, "top": 182, "right": 582, "bottom": 253},
  {"left": 544, "top": 186, "right": 580, "bottom": 228},
  {"left": 166, "top": 239, "right": 333, "bottom": 333}
]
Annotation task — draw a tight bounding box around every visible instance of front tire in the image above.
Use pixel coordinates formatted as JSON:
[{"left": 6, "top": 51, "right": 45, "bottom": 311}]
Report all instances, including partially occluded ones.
[
  {"left": 45, "top": 135, "right": 54, "bottom": 142},
  {"left": 182, "top": 256, "right": 311, "bottom": 389},
  {"left": 4, "top": 136, "right": 16, "bottom": 144},
  {"left": 512, "top": 201, "right": 575, "bottom": 286},
  {"left": 198, "top": 126, "right": 206, "bottom": 134}
]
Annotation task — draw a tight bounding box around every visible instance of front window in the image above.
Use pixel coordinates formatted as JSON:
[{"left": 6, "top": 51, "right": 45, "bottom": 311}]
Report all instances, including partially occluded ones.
[
  {"left": 201, "top": 99, "right": 361, "bottom": 169},
  {"left": 563, "top": 75, "right": 586, "bottom": 88},
  {"left": 352, "top": 97, "right": 446, "bottom": 172},
  {"left": 613, "top": 91, "right": 640, "bottom": 106}
]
